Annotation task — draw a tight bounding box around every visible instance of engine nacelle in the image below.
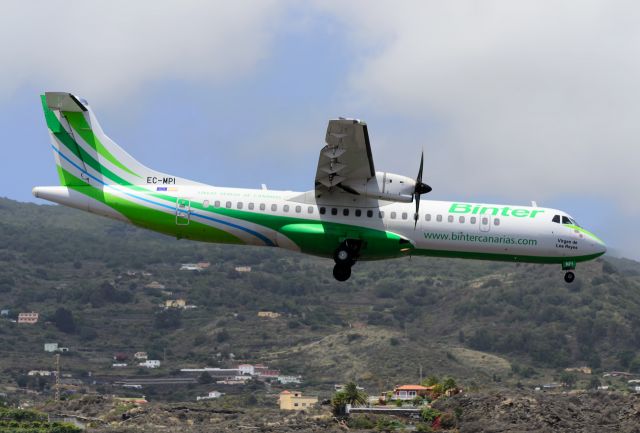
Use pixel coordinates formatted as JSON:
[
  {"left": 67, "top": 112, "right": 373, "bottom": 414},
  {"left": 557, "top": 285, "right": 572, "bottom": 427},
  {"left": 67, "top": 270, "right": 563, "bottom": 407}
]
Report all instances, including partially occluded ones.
[{"left": 342, "top": 171, "right": 416, "bottom": 203}]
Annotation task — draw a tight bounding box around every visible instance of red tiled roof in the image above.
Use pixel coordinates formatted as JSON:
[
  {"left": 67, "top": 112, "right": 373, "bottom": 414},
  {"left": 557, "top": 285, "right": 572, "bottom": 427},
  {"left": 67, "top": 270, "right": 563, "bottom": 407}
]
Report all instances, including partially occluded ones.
[
  {"left": 280, "top": 390, "right": 291, "bottom": 394},
  {"left": 395, "top": 384, "right": 429, "bottom": 391}
]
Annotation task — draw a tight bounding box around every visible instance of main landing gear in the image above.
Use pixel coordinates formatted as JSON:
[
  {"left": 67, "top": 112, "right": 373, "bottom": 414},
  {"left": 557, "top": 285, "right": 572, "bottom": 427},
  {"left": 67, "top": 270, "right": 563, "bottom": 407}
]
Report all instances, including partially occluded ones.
[{"left": 332, "top": 240, "right": 361, "bottom": 282}]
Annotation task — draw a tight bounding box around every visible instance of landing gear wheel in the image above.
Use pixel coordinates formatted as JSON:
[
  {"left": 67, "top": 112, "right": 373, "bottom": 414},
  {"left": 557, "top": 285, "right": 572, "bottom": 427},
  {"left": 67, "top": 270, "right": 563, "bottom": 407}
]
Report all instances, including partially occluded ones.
[
  {"left": 334, "top": 246, "right": 355, "bottom": 266},
  {"left": 333, "top": 264, "right": 352, "bottom": 282},
  {"left": 564, "top": 271, "right": 575, "bottom": 283}
]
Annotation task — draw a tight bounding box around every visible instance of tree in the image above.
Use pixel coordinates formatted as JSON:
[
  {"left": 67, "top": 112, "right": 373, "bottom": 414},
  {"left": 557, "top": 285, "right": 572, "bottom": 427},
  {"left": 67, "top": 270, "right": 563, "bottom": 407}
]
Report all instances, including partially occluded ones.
[
  {"left": 588, "top": 377, "right": 601, "bottom": 390},
  {"left": 422, "top": 375, "right": 439, "bottom": 387},
  {"left": 154, "top": 309, "right": 182, "bottom": 329},
  {"left": 559, "top": 371, "right": 577, "bottom": 388},
  {"left": 442, "top": 377, "right": 457, "bottom": 391},
  {"left": 331, "top": 382, "right": 368, "bottom": 415},
  {"left": 52, "top": 307, "right": 76, "bottom": 334},
  {"left": 198, "top": 372, "right": 213, "bottom": 384}
]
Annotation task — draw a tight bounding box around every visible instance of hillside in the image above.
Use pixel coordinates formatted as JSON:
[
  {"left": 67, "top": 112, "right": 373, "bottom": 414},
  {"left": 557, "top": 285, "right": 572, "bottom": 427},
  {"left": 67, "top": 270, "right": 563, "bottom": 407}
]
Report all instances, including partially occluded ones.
[{"left": 0, "top": 197, "right": 639, "bottom": 403}]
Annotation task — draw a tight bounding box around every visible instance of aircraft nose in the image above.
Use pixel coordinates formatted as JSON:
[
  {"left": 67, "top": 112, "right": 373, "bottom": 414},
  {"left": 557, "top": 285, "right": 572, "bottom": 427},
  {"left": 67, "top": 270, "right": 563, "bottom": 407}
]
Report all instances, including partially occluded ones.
[{"left": 591, "top": 237, "right": 607, "bottom": 256}]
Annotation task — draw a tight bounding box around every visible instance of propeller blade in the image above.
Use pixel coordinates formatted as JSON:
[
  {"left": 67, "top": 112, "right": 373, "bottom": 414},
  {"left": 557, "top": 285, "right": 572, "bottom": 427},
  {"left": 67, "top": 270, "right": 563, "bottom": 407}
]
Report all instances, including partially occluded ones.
[
  {"left": 414, "top": 194, "right": 420, "bottom": 229},
  {"left": 417, "top": 151, "right": 424, "bottom": 184}
]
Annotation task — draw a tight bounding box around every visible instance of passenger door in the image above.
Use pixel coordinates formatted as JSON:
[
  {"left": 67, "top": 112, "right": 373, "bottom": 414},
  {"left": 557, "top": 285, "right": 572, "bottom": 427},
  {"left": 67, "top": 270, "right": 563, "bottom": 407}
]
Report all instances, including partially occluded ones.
[{"left": 176, "top": 198, "right": 191, "bottom": 225}]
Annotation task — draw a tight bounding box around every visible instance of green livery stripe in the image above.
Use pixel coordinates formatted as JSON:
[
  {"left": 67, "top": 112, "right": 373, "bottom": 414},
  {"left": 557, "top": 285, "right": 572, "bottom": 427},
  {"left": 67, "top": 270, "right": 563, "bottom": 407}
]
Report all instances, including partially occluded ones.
[
  {"left": 63, "top": 111, "right": 141, "bottom": 179},
  {"left": 58, "top": 166, "right": 243, "bottom": 245},
  {"left": 200, "top": 206, "right": 409, "bottom": 259},
  {"left": 411, "top": 248, "right": 603, "bottom": 264},
  {"left": 566, "top": 225, "right": 603, "bottom": 244}
]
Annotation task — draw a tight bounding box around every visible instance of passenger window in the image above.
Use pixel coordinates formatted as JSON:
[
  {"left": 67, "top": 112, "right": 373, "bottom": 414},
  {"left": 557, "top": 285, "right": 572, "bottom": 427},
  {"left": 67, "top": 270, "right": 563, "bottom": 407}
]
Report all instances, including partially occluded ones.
[
  {"left": 494, "top": 218, "right": 500, "bottom": 226},
  {"left": 562, "top": 216, "right": 571, "bottom": 224},
  {"left": 295, "top": 205, "right": 301, "bottom": 213},
  {"left": 482, "top": 217, "right": 489, "bottom": 225},
  {"left": 271, "top": 204, "right": 277, "bottom": 212},
  {"left": 470, "top": 217, "right": 477, "bottom": 224},
  {"left": 259, "top": 203, "right": 265, "bottom": 211},
  {"left": 552, "top": 215, "right": 560, "bottom": 223},
  {"left": 459, "top": 216, "right": 465, "bottom": 223},
  {"left": 436, "top": 215, "right": 442, "bottom": 222},
  {"left": 237, "top": 202, "right": 243, "bottom": 210},
  {"left": 391, "top": 212, "right": 397, "bottom": 219},
  {"left": 379, "top": 211, "right": 385, "bottom": 218},
  {"left": 331, "top": 208, "right": 338, "bottom": 216},
  {"left": 355, "top": 209, "right": 362, "bottom": 217},
  {"left": 425, "top": 214, "right": 431, "bottom": 221},
  {"left": 225, "top": 201, "right": 232, "bottom": 209},
  {"left": 203, "top": 200, "right": 210, "bottom": 208},
  {"left": 366, "top": 210, "right": 373, "bottom": 218},
  {"left": 320, "top": 207, "right": 326, "bottom": 215},
  {"left": 248, "top": 202, "right": 254, "bottom": 210},
  {"left": 402, "top": 212, "right": 408, "bottom": 220},
  {"left": 283, "top": 205, "right": 290, "bottom": 212},
  {"left": 447, "top": 215, "right": 454, "bottom": 223},
  {"left": 343, "top": 208, "right": 349, "bottom": 216},
  {"left": 308, "top": 206, "right": 314, "bottom": 214},
  {"left": 214, "top": 200, "right": 220, "bottom": 207}
]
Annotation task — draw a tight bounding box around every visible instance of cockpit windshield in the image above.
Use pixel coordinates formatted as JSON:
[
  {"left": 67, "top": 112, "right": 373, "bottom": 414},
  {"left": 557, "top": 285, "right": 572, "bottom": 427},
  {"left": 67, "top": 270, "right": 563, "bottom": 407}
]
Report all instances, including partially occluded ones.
[{"left": 553, "top": 214, "right": 580, "bottom": 227}]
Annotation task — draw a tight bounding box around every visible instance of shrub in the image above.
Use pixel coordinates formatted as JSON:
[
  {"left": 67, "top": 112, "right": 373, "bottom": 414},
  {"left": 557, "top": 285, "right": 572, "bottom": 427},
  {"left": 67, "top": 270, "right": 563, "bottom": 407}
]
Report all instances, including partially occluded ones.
[
  {"left": 347, "top": 415, "right": 375, "bottom": 429},
  {"left": 420, "top": 407, "right": 441, "bottom": 422}
]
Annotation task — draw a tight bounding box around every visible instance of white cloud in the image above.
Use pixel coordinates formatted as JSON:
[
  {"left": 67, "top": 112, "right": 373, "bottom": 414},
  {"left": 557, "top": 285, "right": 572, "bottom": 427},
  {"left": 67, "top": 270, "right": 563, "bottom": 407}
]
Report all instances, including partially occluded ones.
[
  {"left": 0, "top": 0, "right": 287, "bottom": 104},
  {"left": 316, "top": 1, "right": 640, "bottom": 212}
]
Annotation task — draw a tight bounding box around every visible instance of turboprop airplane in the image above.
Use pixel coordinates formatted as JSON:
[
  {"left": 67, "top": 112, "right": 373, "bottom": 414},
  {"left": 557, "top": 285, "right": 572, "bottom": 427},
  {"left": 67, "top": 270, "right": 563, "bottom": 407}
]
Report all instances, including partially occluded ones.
[{"left": 33, "top": 92, "right": 606, "bottom": 283}]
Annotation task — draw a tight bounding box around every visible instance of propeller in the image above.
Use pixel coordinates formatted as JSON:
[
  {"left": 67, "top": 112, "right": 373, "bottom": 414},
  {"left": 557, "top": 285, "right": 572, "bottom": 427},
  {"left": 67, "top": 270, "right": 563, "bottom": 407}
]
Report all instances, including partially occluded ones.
[{"left": 413, "top": 151, "right": 432, "bottom": 228}]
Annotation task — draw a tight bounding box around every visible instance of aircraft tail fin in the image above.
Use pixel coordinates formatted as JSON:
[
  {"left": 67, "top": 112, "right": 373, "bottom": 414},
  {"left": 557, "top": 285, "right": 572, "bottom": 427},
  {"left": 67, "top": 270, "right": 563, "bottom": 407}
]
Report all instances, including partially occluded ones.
[{"left": 41, "top": 92, "right": 195, "bottom": 188}]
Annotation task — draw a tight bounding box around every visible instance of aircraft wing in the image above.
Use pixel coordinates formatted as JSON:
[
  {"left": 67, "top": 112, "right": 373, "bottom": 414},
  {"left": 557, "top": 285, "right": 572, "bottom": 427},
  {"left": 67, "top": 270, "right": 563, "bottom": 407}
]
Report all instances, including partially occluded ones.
[{"left": 315, "top": 119, "right": 375, "bottom": 192}]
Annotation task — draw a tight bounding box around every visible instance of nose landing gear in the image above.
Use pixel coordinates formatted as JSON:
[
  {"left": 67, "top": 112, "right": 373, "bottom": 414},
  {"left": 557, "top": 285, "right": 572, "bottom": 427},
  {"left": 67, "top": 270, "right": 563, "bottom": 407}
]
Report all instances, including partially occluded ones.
[
  {"left": 562, "top": 260, "right": 576, "bottom": 284},
  {"left": 564, "top": 271, "right": 575, "bottom": 283},
  {"left": 332, "top": 240, "right": 361, "bottom": 282}
]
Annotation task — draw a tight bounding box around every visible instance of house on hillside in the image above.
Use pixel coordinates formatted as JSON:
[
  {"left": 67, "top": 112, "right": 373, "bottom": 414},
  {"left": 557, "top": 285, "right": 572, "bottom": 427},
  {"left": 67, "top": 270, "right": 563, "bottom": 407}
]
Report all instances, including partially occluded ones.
[
  {"left": 44, "top": 343, "right": 59, "bottom": 352},
  {"left": 392, "top": 384, "right": 435, "bottom": 400},
  {"left": 144, "top": 281, "right": 166, "bottom": 289},
  {"left": 113, "top": 352, "right": 128, "bottom": 362},
  {"left": 28, "top": 370, "right": 53, "bottom": 376},
  {"left": 278, "top": 375, "right": 302, "bottom": 385},
  {"left": 165, "top": 299, "right": 187, "bottom": 309},
  {"left": 196, "top": 390, "right": 224, "bottom": 401},
  {"left": 180, "top": 263, "right": 203, "bottom": 271},
  {"left": 257, "top": 311, "right": 280, "bottom": 319},
  {"left": 0, "top": 309, "right": 9, "bottom": 317},
  {"left": 279, "top": 390, "right": 318, "bottom": 411},
  {"left": 134, "top": 352, "right": 148, "bottom": 360},
  {"left": 235, "top": 266, "right": 251, "bottom": 272},
  {"left": 139, "top": 360, "right": 161, "bottom": 368},
  {"left": 238, "top": 364, "right": 255, "bottom": 375},
  {"left": 18, "top": 312, "right": 38, "bottom": 324}
]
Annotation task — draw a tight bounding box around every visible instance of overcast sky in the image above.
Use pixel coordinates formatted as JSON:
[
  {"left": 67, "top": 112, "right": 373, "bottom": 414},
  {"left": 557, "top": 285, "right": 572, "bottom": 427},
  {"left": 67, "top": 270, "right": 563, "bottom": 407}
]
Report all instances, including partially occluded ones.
[{"left": 1, "top": 1, "right": 637, "bottom": 259}]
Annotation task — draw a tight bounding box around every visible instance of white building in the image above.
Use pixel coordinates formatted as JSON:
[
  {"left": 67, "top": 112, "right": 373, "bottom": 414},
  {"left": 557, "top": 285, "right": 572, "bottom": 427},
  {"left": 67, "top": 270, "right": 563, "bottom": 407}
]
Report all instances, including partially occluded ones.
[
  {"left": 196, "top": 391, "right": 224, "bottom": 401},
  {"left": 112, "top": 363, "right": 128, "bottom": 368},
  {"left": 44, "top": 343, "right": 59, "bottom": 352},
  {"left": 238, "top": 364, "right": 255, "bottom": 375},
  {"left": 278, "top": 375, "right": 302, "bottom": 384},
  {"left": 28, "top": 370, "right": 53, "bottom": 376},
  {"left": 139, "top": 360, "right": 161, "bottom": 368},
  {"left": 134, "top": 352, "right": 148, "bottom": 360}
]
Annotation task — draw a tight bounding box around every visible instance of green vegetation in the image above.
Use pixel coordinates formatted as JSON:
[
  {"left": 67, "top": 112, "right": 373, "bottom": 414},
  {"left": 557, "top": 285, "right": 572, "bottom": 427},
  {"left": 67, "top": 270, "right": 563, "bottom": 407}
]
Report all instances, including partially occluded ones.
[
  {"left": 0, "top": 197, "right": 639, "bottom": 403},
  {"left": 0, "top": 407, "right": 80, "bottom": 432},
  {"left": 331, "top": 382, "right": 368, "bottom": 415}
]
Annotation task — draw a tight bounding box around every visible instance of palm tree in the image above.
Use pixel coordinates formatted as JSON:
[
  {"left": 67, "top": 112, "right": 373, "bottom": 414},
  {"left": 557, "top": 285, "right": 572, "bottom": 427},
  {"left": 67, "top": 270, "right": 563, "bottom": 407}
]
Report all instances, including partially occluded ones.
[{"left": 331, "top": 381, "right": 368, "bottom": 415}]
